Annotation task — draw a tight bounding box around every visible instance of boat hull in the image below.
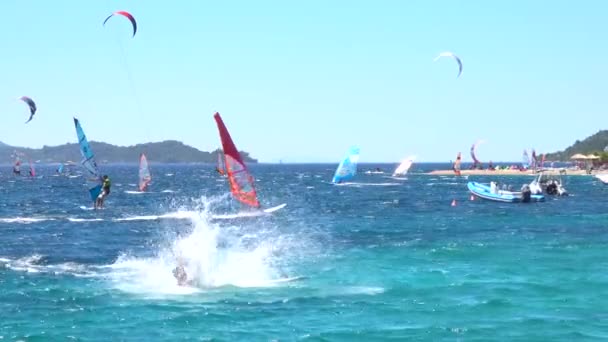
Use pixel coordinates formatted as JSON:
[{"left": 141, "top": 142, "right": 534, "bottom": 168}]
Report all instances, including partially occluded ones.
[{"left": 467, "top": 182, "right": 545, "bottom": 203}]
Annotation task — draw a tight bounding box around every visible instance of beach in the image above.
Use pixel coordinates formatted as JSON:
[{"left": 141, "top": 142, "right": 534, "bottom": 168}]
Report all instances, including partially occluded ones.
[{"left": 427, "top": 168, "right": 592, "bottom": 176}]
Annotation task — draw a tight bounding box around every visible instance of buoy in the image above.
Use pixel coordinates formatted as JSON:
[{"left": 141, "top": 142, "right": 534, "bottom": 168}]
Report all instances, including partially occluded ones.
[
  {"left": 451, "top": 199, "right": 457, "bottom": 206},
  {"left": 470, "top": 195, "right": 475, "bottom": 201}
]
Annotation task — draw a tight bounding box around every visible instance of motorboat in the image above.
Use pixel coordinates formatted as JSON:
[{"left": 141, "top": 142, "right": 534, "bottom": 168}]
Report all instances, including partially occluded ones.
[
  {"left": 529, "top": 170, "right": 568, "bottom": 196},
  {"left": 468, "top": 181, "right": 545, "bottom": 203}
]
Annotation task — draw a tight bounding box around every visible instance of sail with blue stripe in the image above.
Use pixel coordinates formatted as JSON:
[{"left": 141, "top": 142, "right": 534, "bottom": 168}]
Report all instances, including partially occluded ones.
[
  {"left": 332, "top": 146, "right": 360, "bottom": 184},
  {"left": 73, "top": 118, "right": 103, "bottom": 202}
]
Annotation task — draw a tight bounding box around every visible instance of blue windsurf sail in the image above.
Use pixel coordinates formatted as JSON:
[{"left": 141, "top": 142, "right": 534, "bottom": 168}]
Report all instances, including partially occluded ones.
[
  {"left": 332, "top": 146, "right": 360, "bottom": 184},
  {"left": 73, "top": 118, "right": 103, "bottom": 201}
]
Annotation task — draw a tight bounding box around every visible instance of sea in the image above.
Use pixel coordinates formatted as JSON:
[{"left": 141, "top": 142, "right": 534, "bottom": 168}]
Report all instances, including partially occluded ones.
[{"left": 1, "top": 163, "right": 607, "bottom": 341}]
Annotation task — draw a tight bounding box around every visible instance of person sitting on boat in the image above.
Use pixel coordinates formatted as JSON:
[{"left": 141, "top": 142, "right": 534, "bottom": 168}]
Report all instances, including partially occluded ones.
[{"left": 95, "top": 175, "right": 112, "bottom": 209}]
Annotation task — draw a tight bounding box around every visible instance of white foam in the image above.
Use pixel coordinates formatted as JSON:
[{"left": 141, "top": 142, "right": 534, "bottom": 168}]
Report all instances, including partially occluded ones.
[
  {"left": 107, "top": 199, "right": 291, "bottom": 295},
  {"left": 0, "top": 217, "right": 55, "bottom": 223},
  {"left": 113, "top": 211, "right": 197, "bottom": 222},
  {"left": 68, "top": 218, "right": 104, "bottom": 222}
]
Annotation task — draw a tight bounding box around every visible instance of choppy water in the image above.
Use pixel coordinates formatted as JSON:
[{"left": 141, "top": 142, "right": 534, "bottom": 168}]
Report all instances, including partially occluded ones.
[{"left": 1, "top": 163, "right": 608, "bottom": 341}]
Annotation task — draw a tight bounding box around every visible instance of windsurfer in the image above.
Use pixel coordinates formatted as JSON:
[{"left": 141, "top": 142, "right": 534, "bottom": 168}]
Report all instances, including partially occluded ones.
[
  {"left": 95, "top": 175, "right": 112, "bottom": 209},
  {"left": 172, "top": 265, "right": 188, "bottom": 286},
  {"left": 172, "top": 258, "right": 195, "bottom": 286}
]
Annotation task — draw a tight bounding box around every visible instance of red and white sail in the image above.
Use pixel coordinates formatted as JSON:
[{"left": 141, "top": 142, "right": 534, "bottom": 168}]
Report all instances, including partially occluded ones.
[{"left": 213, "top": 112, "right": 260, "bottom": 208}]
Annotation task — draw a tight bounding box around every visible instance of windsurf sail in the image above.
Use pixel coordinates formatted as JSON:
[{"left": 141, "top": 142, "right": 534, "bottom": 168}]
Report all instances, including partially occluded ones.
[
  {"left": 522, "top": 150, "right": 530, "bottom": 169},
  {"left": 138, "top": 153, "right": 151, "bottom": 191},
  {"left": 216, "top": 150, "right": 226, "bottom": 176},
  {"left": 57, "top": 163, "right": 64, "bottom": 174},
  {"left": 453, "top": 152, "right": 462, "bottom": 175},
  {"left": 28, "top": 159, "right": 35, "bottom": 177},
  {"left": 470, "top": 140, "right": 484, "bottom": 169},
  {"left": 73, "top": 118, "right": 103, "bottom": 201},
  {"left": 540, "top": 154, "right": 546, "bottom": 168},
  {"left": 531, "top": 149, "right": 538, "bottom": 170},
  {"left": 393, "top": 155, "right": 416, "bottom": 177},
  {"left": 213, "top": 112, "right": 260, "bottom": 208},
  {"left": 12, "top": 151, "right": 21, "bottom": 174},
  {"left": 332, "top": 146, "right": 360, "bottom": 184}
]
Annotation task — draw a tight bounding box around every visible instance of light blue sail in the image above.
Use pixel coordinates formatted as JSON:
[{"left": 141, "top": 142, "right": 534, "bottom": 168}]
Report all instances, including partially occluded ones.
[
  {"left": 332, "top": 146, "right": 360, "bottom": 184},
  {"left": 73, "top": 118, "right": 103, "bottom": 202}
]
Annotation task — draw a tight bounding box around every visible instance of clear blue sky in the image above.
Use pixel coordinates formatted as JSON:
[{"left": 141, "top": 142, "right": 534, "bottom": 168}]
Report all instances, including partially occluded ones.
[{"left": 0, "top": 0, "right": 606, "bottom": 163}]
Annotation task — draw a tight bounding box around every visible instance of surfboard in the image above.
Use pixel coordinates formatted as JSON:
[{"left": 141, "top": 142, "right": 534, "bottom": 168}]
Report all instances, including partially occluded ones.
[{"left": 263, "top": 203, "right": 287, "bottom": 213}]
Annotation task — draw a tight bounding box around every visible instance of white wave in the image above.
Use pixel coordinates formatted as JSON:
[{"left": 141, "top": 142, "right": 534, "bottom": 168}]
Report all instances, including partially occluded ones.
[
  {"left": 341, "top": 286, "right": 385, "bottom": 295},
  {"left": 113, "top": 211, "right": 198, "bottom": 222},
  {"left": 106, "top": 198, "right": 294, "bottom": 295},
  {"left": 68, "top": 217, "right": 104, "bottom": 222},
  {"left": 161, "top": 189, "right": 174, "bottom": 193},
  {"left": 336, "top": 182, "right": 400, "bottom": 187},
  {"left": 0, "top": 217, "right": 55, "bottom": 223},
  {"left": 1, "top": 255, "right": 101, "bottom": 277},
  {"left": 124, "top": 190, "right": 146, "bottom": 195}
]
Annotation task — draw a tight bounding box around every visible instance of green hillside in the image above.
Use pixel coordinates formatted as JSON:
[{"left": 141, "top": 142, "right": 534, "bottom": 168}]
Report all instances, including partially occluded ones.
[
  {"left": 545, "top": 130, "right": 608, "bottom": 161},
  {"left": 0, "top": 140, "right": 257, "bottom": 164}
]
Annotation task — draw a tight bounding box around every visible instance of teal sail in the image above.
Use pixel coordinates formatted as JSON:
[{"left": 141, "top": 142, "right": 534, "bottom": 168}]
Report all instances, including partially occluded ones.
[
  {"left": 73, "top": 118, "right": 103, "bottom": 201},
  {"left": 332, "top": 146, "right": 360, "bottom": 184}
]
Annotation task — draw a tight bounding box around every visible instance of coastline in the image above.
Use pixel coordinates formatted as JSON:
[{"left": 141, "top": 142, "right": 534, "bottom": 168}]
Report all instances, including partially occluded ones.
[{"left": 426, "top": 169, "right": 593, "bottom": 176}]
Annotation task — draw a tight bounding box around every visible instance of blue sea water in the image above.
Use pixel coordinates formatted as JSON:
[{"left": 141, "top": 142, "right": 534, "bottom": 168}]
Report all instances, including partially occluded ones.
[{"left": 1, "top": 163, "right": 608, "bottom": 341}]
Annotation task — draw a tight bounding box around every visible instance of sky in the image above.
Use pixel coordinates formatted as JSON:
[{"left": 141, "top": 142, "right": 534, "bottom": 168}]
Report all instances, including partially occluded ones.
[{"left": 0, "top": 0, "right": 606, "bottom": 163}]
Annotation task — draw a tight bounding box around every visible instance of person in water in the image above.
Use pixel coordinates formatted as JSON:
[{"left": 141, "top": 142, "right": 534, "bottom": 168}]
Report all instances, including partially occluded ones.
[
  {"left": 95, "top": 175, "right": 111, "bottom": 209},
  {"left": 172, "top": 265, "right": 189, "bottom": 286}
]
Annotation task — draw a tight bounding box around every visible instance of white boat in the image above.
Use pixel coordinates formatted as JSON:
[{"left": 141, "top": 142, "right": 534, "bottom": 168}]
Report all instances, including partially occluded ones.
[
  {"left": 364, "top": 169, "right": 384, "bottom": 175},
  {"left": 529, "top": 170, "right": 568, "bottom": 196},
  {"left": 595, "top": 174, "right": 608, "bottom": 184}
]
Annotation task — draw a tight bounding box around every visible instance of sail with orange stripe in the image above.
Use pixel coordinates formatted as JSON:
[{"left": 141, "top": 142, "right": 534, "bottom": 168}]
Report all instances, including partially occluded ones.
[{"left": 213, "top": 112, "right": 260, "bottom": 208}]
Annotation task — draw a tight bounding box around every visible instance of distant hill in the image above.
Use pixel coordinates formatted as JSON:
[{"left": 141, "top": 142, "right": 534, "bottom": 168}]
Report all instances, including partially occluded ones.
[
  {"left": 545, "top": 130, "right": 608, "bottom": 161},
  {"left": 0, "top": 140, "right": 257, "bottom": 164}
]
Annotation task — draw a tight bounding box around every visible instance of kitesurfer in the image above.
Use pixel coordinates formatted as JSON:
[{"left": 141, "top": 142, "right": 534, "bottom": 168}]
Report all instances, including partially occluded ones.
[{"left": 95, "top": 175, "right": 112, "bottom": 209}]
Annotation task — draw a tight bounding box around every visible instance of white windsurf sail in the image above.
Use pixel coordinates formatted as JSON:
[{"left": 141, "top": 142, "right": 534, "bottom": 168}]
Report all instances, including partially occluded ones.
[
  {"left": 393, "top": 155, "right": 416, "bottom": 176},
  {"left": 139, "top": 153, "right": 151, "bottom": 191}
]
